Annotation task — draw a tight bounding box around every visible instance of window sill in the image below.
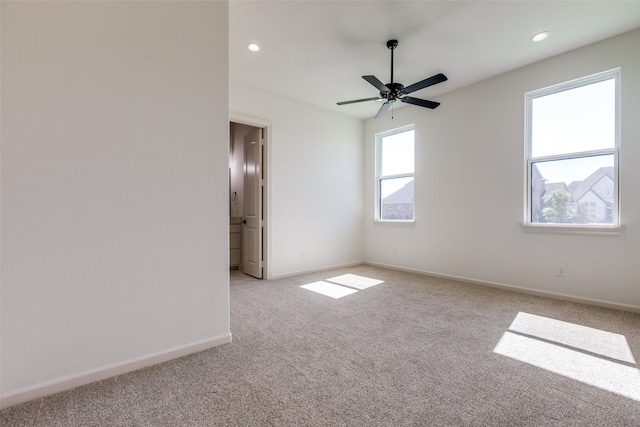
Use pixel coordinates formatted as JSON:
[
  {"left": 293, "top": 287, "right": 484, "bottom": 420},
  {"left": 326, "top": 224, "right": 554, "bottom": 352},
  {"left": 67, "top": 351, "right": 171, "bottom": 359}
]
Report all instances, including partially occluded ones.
[
  {"left": 374, "top": 219, "right": 415, "bottom": 227},
  {"left": 520, "top": 224, "right": 624, "bottom": 236}
]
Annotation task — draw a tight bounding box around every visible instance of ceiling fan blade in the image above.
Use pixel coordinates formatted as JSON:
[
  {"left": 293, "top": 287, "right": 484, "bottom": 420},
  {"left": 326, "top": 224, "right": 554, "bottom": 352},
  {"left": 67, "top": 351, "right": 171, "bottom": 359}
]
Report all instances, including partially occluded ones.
[
  {"left": 363, "top": 75, "right": 390, "bottom": 93},
  {"left": 375, "top": 102, "right": 391, "bottom": 119},
  {"left": 403, "top": 73, "right": 448, "bottom": 95},
  {"left": 337, "top": 97, "right": 382, "bottom": 106},
  {"left": 401, "top": 96, "right": 440, "bottom": 109}
]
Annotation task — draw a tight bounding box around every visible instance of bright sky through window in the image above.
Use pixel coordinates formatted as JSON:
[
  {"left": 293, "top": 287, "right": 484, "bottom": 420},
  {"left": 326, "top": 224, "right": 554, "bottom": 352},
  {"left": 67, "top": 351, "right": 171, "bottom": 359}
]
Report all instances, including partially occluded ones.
[
  {"left": 531, "top": 78, "right": 615, "bottom": 183},
  {"left": 380, "top": 129, "right": 414, "bottom": 199}
]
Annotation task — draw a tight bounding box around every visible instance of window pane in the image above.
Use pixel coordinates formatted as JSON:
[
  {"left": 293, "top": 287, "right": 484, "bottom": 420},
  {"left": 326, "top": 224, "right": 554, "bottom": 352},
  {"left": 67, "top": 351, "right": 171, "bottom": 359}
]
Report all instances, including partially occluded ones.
[
  {"left": 532, "top": 79, "right": 615, "bottom": 157},
  {"left": 380, "top": 177, "right": 413, "bottom": 220},
  {"left": 381, "top": 130, "right": 414, "bottom": 176},
  {"left": 531, "top": 154, "right": 614, "bottom": 224}
]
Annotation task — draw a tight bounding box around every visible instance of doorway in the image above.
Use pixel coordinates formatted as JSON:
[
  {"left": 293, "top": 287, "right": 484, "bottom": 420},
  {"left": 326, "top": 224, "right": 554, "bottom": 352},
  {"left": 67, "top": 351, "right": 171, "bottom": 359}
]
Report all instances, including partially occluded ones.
[{"left": 230, "top": 116, "right": 269, "bottom": 280}]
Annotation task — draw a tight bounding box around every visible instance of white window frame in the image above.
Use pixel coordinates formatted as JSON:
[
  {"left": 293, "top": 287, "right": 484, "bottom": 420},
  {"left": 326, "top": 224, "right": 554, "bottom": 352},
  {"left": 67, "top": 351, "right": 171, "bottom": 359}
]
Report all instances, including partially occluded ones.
[
  {"left": 523, "top": 68, "right": 623, "bottom": 235},
  {"left": 375, "top": 124, "right": 415, "bottom": 223}
]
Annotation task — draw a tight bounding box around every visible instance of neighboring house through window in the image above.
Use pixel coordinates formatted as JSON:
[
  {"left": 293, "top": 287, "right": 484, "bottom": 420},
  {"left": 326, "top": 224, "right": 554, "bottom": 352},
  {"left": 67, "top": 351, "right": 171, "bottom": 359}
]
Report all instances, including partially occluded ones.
[
  {"left": 525, "top": 69, "right": 620, "bottom": 228},
  {"left": 376, "top": 125, "right": 415, "bottom": 221}
]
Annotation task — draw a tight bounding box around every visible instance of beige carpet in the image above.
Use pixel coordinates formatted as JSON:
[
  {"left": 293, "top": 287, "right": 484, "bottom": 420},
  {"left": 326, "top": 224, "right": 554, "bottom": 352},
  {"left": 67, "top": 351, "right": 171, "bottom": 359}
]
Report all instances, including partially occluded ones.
[{"left": 2, "top": 264, "right": 640, "bottom": 426}]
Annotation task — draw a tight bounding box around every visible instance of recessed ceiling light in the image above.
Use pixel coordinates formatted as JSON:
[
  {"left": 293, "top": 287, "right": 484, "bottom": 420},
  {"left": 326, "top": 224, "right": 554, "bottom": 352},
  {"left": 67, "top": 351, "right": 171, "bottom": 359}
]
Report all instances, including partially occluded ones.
[
  {"left": 532, "top": 31, "right": 550, "bottom": 42},
  {"left": 246, "top": 42, "right": 260, "bottom": 52}
]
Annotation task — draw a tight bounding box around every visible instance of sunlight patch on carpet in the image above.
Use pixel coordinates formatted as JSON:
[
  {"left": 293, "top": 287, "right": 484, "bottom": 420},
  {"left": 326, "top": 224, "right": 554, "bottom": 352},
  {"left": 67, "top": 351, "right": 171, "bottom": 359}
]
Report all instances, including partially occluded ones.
[
  {"left": 300, "top": 274, "right": 384, "bottom": 299},
  {"left": 508, "top": 312, "right": 635, "bottom": 363},
  {"left": 300, "top": 281, "right": 358, "bottom": 299},
  {"left": 326, "top": 274, "right": 384, "bottom": 290},
  {"left": 494, "top": 312, "right": 640, "bottom": 402}
]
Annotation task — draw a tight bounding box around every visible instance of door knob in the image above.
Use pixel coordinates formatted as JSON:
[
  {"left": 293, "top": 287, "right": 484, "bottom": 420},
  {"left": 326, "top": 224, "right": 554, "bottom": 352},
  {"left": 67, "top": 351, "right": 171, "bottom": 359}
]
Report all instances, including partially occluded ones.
[{"left": 242, "top": 219, "right": 247, "bottom": 224}]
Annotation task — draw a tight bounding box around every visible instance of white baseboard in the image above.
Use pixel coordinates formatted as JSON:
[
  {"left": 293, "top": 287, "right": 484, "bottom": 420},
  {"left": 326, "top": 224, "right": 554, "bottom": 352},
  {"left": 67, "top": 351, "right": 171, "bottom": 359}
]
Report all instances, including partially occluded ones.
[
  {"left": 1, "top": 333, "right": 232, "bottom": 410},
  {"left": 364, "top": 261, "right": 640, "bottom": 314},
  {"left": 269, "top": 261, "right": 363, "bottom": 280}
]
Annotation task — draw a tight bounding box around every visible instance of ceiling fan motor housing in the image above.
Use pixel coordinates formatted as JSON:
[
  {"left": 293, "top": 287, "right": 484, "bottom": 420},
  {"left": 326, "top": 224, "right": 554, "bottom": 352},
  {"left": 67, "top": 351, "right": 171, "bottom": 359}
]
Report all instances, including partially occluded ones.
[{"left": 382, "top": 82, "right": 405, "bottom": 102}]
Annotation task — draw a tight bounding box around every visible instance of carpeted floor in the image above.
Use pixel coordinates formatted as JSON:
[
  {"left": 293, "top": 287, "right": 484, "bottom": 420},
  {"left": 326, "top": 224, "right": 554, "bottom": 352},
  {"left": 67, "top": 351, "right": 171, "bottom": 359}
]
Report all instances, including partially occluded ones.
[{"left": 2, "top": 264, "right": 640, "bottom": 426}]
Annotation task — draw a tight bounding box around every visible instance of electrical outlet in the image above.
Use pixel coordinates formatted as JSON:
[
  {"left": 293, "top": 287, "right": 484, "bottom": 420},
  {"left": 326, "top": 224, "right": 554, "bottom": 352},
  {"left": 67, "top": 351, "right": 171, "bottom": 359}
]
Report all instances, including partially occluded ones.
[
  {"left": 557, "top": 266, "right": 566, "bottom": 277},
  {"left": 392, "top": 248, "right": 397, "bottom": 256},
  {"left": 300, "top": 249, "right": 305, "bottom": 259}
]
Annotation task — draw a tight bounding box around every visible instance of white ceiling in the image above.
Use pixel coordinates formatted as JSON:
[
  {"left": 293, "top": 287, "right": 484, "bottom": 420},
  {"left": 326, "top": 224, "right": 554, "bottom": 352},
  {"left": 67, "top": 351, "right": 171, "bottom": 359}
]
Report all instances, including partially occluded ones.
[{"left": 230, "top": 1, "right": 640, "bottom": 120}]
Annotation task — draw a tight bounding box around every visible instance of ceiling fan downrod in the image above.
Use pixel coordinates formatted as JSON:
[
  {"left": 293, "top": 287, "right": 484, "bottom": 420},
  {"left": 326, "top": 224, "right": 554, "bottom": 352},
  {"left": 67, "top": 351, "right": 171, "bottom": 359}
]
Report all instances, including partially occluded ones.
[{"left": 388, "top": 39, "right": 398, "bottom": 86}]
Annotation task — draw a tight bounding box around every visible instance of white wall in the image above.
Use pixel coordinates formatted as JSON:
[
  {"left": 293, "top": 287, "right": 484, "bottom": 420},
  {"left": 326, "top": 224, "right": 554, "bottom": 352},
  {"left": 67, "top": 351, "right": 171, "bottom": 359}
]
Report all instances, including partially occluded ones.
[
  {"left": 1, "top": 1, "right": 230, "bottom": 406},
  {"left": 230, "top": 81, "right": 364, "bottom": 278},
  {"left": 364, "top": 29, "right": 640, "bottom": 310}
]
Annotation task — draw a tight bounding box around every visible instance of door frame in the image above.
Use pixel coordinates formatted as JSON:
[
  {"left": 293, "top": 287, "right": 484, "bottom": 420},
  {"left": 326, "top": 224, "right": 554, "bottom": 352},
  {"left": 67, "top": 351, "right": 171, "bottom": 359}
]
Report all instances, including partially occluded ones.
[{"left": 230, "top": 112, "right": 271, "bottom": 280}]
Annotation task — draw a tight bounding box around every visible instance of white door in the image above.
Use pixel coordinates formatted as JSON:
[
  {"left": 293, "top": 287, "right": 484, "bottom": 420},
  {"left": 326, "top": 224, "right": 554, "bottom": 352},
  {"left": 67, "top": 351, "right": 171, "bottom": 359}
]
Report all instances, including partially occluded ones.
[{"left": 243, "top": 128, "right": 263, "bottom": 278}]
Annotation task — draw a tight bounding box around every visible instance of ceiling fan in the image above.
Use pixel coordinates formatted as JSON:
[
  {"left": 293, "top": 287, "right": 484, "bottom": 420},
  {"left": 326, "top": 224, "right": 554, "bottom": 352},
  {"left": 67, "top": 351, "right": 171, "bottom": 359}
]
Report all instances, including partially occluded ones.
[{"left": 337, "top": 39, "right": 447, "bottom": 118}]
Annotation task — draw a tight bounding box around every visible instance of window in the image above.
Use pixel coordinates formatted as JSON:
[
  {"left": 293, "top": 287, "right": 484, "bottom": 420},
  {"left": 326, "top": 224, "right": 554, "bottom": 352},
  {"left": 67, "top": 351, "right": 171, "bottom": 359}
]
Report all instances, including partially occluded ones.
[
  {"left": 525, "top": 69, "right": 620, "bottom": 229},
  {"left": 376, "top": 126, "right": 414, "bottom": 221}
]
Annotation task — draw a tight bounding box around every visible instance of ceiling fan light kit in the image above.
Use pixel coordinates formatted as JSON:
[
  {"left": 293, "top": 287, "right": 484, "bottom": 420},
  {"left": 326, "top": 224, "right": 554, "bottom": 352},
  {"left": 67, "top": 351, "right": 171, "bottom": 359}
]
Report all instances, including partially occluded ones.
[{"left": 337, "top": 39, "right": 447, "bottom": 119}]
